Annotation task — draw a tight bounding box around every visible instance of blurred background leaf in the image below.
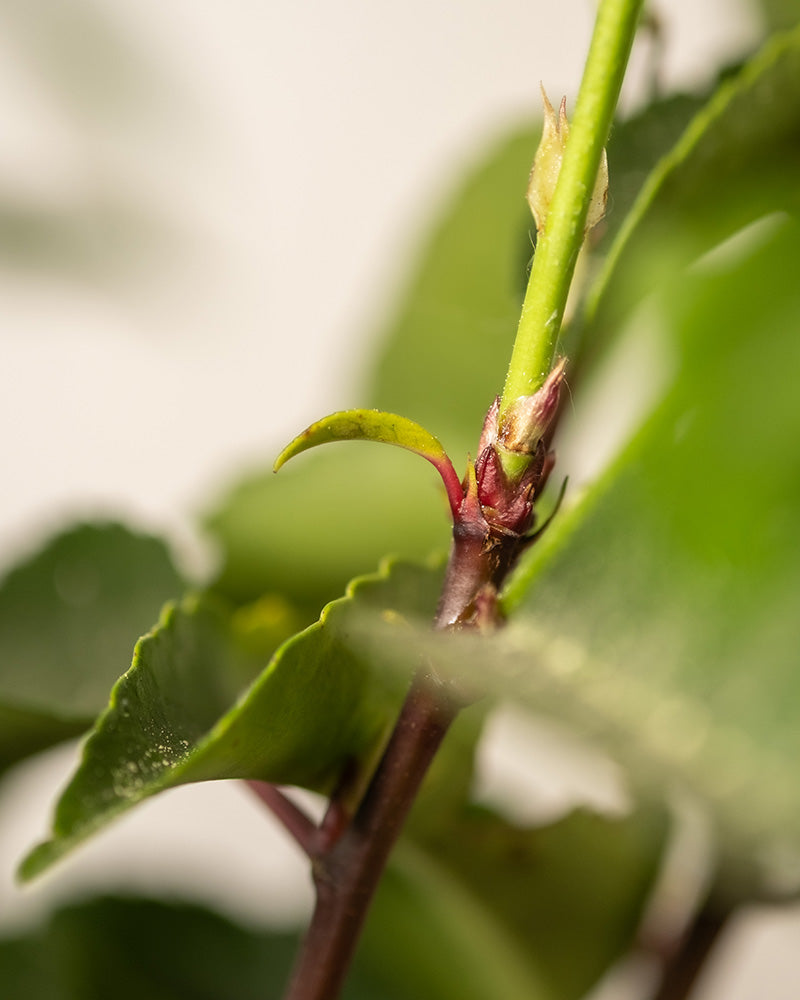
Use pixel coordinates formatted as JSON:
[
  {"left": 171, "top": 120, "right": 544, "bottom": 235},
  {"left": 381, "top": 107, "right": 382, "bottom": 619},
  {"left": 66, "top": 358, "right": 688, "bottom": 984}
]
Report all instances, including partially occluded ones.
[
  {"left": 0, "top": 896, "right": 299, "bottom": 1000},
  {"left": 494, "top": 215, "right": 800, "bottom": 880},
  {"left": 398, "top": 707, "right": 668, "bottom": 1000},
  {"left": 756, "top": 0, "right": 800, "bottom": 32},
  {"left": 582, "top": 26, "right": 800, "bottom": 367},
  {"left": 0, "top": 523, "right": 183, "bottom": 776}
]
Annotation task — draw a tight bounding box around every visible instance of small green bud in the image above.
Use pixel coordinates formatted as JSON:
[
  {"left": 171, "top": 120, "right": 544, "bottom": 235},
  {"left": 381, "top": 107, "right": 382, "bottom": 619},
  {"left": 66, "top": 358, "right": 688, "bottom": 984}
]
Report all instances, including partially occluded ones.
[{"left": 527, "top": 86, "right": 608, "bottom": 236}]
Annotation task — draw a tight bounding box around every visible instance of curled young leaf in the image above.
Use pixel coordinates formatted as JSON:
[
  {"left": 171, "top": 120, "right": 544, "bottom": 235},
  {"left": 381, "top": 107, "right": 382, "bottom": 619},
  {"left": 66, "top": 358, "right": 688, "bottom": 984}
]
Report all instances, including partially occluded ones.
[{"left": 274, "top": 409, "right": 464, "bottom": 518}]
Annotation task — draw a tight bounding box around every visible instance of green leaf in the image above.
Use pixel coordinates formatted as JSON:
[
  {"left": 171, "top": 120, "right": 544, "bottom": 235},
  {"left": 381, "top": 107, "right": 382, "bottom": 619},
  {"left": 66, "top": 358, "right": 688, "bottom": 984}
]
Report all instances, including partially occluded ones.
[
  {"left": 20, "top": 557, "right": 443, "bottom": 880},
  {"left": 0, "top": 523, "right": 183, "bottom": 774},
  {"left": 360, "top": 842, "right": 555, "bottom": 1000},
  {"left": 601, "top": 92, "right": 707, "bottom": 249},
  {"left": 411, "top": 804, "right": 667, "bottom": 1000},
  {"left": 5, "top": 813, "right": 663, "bottom": 1000},
  {"left": 0, "top": 896, "right": 300, "bottom": 1000},
  {"left": 0, "top": 886, "right": 541, "bottom": 1000},
  {"left": 398, "top": 706, "right": 667, "bottom": 1000},
  {"left": 584, "top": 26, "right": 800, "bottom": 359},
  {"left": 496, "top": 216, "right": 800, "bottom": 873}
]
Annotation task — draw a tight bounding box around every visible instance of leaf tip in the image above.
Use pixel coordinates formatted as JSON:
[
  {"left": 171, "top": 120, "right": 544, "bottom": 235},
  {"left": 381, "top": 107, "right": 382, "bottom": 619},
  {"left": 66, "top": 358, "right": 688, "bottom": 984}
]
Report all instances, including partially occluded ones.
[
  {"left": 16, "top": 839, "right": 57, "bottom": 884},
  {"left": 272, "top": 439, "right": 299, "bottom": 474}
]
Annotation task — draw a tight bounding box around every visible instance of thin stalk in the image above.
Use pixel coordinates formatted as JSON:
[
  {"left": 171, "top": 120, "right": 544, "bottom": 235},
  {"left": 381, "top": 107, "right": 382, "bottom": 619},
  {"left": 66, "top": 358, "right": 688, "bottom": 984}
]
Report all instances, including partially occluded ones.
[
  {"left": 282, "top": 672, "right": 458, "bottom": 1000},
  {"left": 247, "top": 782, "right": 318, "bottom": 857},
  {"left": 279, "top": 5, "right": 646, "bottom": 998},
  {"left": 650, "top": 899, "right": 730, "bottom": 1000},
  {"left": 499, "top": 0, "right": 644, "bottom": 414}
]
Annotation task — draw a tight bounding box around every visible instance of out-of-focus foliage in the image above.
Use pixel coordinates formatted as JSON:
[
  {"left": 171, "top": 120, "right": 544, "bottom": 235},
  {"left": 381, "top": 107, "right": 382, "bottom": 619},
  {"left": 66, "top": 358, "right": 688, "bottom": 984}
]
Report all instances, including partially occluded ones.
[
  {"left": 496, "top": 217, "right": 800, "bottom": 881},
  {"left": 756, "top": 0, "right": 800, "bottom": 32},
  {"left": 583, "top": 26, "right": 800, "bottom": 365},
  {"left": 0, "top": 524, "right": 183, "bottom": 774}
]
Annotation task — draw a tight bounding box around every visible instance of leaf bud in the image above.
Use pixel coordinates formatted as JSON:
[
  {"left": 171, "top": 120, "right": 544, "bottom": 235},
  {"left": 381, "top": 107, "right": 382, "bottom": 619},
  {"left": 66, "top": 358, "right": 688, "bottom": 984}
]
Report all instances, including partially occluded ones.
[{"left": 527, "top": 86, "right": 608, "bottom": 236}]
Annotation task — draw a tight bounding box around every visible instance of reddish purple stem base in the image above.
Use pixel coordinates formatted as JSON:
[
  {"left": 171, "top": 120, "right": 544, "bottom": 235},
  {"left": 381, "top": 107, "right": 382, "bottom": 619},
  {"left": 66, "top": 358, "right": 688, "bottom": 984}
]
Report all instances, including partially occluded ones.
[{"left": 281, "top": 671, "right": 458, "bottom": 1000}]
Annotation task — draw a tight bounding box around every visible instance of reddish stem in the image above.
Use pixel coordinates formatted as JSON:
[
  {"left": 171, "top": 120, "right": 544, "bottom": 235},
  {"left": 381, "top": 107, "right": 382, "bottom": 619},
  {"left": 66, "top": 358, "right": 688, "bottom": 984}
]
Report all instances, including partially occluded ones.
[
  {"left": 247, "top": 782, "right": 318, "bottom": 857},
  {"left": 280, "top": 392, "right": 561, "bottom": 999},
  {"left": 650, "top": 899, "right": 730, "bottom": 1000},
  {"left": 282, "top": 671, "right": 458, "bottom": 1000}
]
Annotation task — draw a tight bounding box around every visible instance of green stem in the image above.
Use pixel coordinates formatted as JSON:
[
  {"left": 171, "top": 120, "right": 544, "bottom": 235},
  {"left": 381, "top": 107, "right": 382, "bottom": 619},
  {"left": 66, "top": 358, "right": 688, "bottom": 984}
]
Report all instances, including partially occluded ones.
[{"left": 499, "top": 0, "right": 644, "bottom": 414}]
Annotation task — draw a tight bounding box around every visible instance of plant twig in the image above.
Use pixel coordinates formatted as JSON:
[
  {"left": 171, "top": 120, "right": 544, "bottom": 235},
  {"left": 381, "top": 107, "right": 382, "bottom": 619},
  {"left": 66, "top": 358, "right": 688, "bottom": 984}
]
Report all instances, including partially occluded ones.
[
  {"left": 282, "top": 670, "right": 459, "bottom": 1000},
  {"left": 649, "top": 898, "right": 731, "bottom": 1000},
  {"left": 279, "top": 3, "right": 646, "bottom": 996},
  {"left": 247, "top": 782, "right": 318, "bottom": 858}
]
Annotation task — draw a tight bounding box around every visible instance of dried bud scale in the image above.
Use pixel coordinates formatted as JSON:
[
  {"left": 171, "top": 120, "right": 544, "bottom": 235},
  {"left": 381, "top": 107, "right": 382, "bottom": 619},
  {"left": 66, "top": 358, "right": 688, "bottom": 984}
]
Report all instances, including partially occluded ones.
[
  {"left": 527, "top": 86, "right": 608, "bottom": 236},
  {"left": 498, "top": 358, "right": 566, "bottom": 456}
]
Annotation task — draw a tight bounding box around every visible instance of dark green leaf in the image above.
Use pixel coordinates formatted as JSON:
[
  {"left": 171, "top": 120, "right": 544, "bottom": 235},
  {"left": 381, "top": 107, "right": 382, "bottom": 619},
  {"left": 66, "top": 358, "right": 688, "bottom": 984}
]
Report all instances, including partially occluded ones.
[
  {"left": 401, "top": 708, "right": 667, "bottom": 1000},
  {"left": 412, "top": 805, "right": 667, "bottom": 1000},
  {"left": 0, "top": 523, "right": 183, "bottom": 774},
  {"left": 360, "top": 842, "right": 555, "bottom": 1000},
  {"left": 20, "top": 557, "right": 443, "bottom": 880},
  {"left": 584, "top": 26, "right": 800, "bottom": 361},
  {"left": 0, "top": 896, "right": 299, "bottom": 1000},
  {"left": 602, "top": 93, "right": 706, "bottom": 249},
  {"left": 0, "top": 886, "right": 545, "bottom": 1000}
]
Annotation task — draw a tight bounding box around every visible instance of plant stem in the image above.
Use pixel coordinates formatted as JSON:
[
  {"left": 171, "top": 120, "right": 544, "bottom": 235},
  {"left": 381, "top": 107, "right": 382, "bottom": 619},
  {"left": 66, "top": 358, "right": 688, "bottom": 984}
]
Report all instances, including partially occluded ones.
[
  {"left": 499, "top": 0, "right": 644, "bottom": 414},
  {"left": 247, "top": 782, "right": 318, "bottom": 857},
  {"left": 282, "top": 671, "right": 458, "bottom": 1000},
  {"left": 650, "top": 898, "right": 730, "bottom": 1000},
  {"left": 279, "top": 6, "right": 647, "bottom": 997}
]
